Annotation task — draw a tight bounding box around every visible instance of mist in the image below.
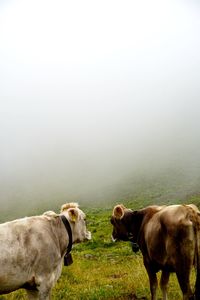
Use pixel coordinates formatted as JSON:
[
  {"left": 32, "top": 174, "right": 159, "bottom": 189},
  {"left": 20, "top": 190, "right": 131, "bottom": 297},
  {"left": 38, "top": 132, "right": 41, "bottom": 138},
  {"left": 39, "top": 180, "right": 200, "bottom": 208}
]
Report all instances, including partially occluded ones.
[{"left": 1, "top": 0, "right": 200, "bottom": 216}]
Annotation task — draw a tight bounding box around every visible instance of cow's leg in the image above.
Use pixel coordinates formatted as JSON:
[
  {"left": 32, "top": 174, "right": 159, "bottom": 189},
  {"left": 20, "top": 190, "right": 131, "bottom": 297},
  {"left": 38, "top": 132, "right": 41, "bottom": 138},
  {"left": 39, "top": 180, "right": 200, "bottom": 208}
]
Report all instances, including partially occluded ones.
[
  {"left": 160, "top": 271, "right": 170, "bottom": 300},
  {"left": 195, "top": 268, "right": 200, "bottom": 300},
  {"left": 26, "top": 290, "right": 39, "bottom": 300},
  {"left": 149, "top": 273, "right": 158, "bottom": 300},
  {"left": 176, "top": 269, "right": 193, "bottom": 300},
  {"left": 144, "top": 264, "right": 158, "bottom": 300},
  {"left": 37, "top": 287, "right": 51, "bottom": 300}
]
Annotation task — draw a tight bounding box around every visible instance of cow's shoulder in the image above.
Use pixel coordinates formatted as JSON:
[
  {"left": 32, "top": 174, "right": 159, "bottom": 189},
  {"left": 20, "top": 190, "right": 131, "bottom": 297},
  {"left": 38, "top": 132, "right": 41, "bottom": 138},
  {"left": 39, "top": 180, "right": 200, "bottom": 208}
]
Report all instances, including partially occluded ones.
[
  {"left": 131, "top": 206, "right": 165, "bottom": 239},
  {"left": 136, "top": 205, "right": 165, "bottom": 225},
  {"left": 140, "top": 205, "right": 165, "bottom": 215}
]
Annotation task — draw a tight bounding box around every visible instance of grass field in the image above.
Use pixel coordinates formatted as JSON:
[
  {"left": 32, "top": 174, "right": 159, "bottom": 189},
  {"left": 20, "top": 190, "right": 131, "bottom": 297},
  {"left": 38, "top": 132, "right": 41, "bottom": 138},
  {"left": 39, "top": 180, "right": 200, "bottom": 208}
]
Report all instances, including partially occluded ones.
[{"left": 0, "top": 192, "right": 200, "bottom": 299}]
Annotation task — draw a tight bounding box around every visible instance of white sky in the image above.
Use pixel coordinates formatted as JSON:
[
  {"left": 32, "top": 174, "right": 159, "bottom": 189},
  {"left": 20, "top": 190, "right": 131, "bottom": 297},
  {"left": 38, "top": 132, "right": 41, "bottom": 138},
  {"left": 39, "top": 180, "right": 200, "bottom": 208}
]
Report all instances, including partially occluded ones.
[{"left": 0, "top": 0, "right": 200, "bottom": 207}]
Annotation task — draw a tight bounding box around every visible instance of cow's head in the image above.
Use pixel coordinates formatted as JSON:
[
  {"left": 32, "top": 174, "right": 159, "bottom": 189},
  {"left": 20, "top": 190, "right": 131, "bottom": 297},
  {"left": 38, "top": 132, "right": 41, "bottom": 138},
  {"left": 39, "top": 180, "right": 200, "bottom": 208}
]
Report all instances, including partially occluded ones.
[
  {"left": 111, "top": 204, "right": 135, "bottom": 242},
  {"left": 61, "top": 203, "right": 91, "bottom": 243}
]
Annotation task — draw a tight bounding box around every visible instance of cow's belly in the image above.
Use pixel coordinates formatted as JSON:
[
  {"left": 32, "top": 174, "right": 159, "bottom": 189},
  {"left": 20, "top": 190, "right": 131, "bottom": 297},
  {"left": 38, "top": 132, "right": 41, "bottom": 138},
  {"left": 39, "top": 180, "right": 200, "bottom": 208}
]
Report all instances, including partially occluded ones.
[
  {"left": 0, "top": 276, "right": 26, "bottom": 294},
  {"left": 0, "top": 261, "right": 63, "bottom": 294},
  {"left": 0, "top": 258, "right": 32, "bottom": 293},
  {"left": 0, "top": 251, "right": 34, "bottom": 293}
]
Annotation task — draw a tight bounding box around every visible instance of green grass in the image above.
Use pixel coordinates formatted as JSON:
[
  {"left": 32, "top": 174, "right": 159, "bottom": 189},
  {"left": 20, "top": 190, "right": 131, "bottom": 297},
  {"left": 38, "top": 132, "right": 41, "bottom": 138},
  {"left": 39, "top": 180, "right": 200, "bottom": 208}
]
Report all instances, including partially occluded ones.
[{"left": 1, "top": 194, "right": 200, "bottom": 299}]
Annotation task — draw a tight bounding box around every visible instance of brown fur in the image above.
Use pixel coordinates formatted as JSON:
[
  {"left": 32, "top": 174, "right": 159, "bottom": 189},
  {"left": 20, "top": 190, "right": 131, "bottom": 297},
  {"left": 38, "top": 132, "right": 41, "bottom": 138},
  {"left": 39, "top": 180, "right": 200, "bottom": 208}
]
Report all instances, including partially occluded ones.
[{"left": 111, "top": 204, "right": 200, "bottom": 300}]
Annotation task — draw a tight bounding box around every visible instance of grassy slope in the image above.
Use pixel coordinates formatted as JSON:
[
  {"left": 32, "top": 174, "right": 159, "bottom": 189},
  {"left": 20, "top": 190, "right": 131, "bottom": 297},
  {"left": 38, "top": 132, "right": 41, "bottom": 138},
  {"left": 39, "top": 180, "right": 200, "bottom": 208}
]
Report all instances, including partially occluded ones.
[{"left": 1, "top": 192, "right": 200, "bottom": 300}]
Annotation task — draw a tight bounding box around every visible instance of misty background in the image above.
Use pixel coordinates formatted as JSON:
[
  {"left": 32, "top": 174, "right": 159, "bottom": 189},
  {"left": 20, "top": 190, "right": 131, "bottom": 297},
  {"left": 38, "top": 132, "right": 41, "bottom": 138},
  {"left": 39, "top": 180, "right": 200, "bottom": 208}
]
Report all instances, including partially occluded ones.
[{"left": 1, "top": 0, "right": 200, "bottom": 218}]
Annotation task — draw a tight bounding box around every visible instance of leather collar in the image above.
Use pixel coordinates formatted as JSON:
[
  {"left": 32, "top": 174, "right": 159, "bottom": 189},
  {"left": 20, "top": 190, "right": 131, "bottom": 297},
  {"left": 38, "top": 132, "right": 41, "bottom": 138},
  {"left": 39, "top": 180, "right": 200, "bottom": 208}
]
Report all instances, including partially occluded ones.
[{"left": 60, "top": 215, "right": 72, "bottom": 254}]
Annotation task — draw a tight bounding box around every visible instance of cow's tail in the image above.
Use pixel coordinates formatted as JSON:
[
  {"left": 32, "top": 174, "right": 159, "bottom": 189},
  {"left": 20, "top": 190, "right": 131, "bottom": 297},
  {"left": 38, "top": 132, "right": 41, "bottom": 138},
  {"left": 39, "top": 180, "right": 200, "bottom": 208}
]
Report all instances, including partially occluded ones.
[{"left": 194, "top": 212, "right": 200, "bottom": 300}]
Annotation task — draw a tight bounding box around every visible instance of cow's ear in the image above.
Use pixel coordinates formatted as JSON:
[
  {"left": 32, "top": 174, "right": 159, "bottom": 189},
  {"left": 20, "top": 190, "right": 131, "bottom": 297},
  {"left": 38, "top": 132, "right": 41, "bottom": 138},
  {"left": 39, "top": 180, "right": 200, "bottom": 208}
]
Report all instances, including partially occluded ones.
[
  {"left": 68, "top": 208, "right": 79, "bottom": 223},
  {"left": 113, "top": 204, "right": 125, "bottom": 219}
]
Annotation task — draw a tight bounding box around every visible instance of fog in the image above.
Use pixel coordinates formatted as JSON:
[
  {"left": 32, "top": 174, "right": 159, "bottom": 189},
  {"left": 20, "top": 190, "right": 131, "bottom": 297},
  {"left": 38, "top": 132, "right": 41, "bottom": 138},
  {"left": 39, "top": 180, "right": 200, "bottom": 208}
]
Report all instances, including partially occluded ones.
[{"left": 1, "top": 0, "right": 200, "bottom": 215}]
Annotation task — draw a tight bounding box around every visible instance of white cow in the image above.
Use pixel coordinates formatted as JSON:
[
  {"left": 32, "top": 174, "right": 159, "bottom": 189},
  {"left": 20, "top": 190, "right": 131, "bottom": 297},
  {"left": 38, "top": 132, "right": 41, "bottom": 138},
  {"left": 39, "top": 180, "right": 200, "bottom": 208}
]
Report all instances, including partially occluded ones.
[{"left": 0, "top": 203, "right": 91, "bottom": 299}]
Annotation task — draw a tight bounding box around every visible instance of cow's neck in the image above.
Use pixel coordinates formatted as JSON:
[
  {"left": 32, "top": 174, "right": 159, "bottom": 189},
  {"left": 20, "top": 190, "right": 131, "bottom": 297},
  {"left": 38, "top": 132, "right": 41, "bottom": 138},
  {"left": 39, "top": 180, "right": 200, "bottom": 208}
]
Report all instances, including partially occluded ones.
[{"left": 130, "top": 210, "right": 145, "bottom": 244}]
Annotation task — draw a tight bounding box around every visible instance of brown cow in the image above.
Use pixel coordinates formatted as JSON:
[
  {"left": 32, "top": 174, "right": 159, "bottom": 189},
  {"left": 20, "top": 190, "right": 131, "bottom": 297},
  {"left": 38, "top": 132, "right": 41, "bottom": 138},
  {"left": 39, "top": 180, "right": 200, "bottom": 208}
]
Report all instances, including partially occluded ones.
[
  {"left": 111, "top": 204, "right": 200, "bottom": 300},
  {"left": 0, "top": 203, "right": 91, "bottom": 299}
]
